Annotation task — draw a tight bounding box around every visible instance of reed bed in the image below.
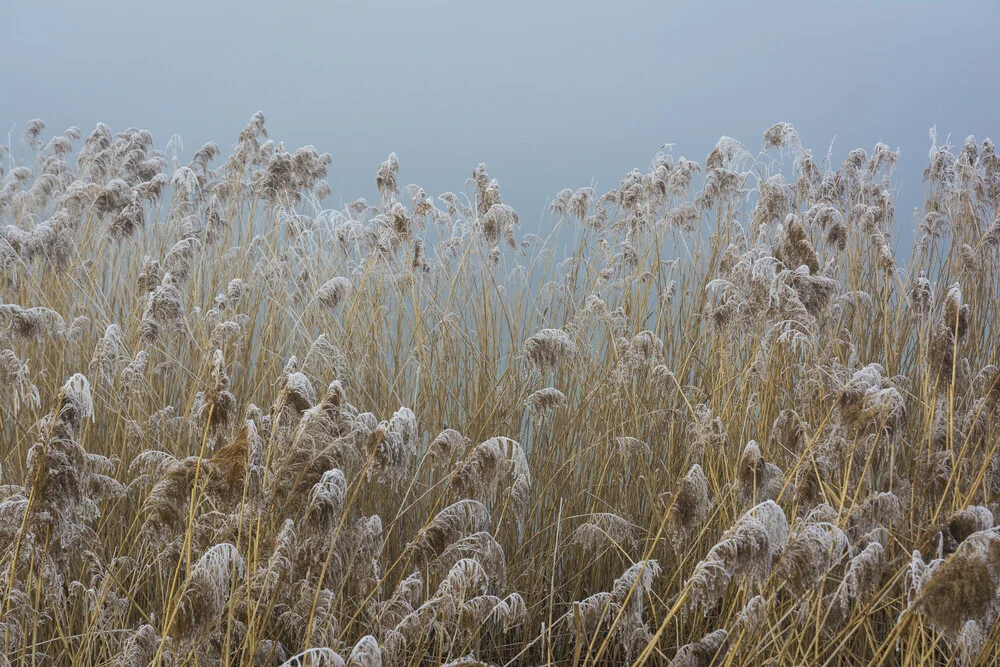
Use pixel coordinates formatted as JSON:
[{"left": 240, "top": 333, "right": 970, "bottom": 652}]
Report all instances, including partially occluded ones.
[{"left": 0, "top": 115, "right": 998, "bottom": 665}]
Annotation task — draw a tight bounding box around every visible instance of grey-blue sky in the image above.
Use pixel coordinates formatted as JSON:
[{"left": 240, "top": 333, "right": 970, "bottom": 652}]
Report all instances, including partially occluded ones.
[{"left": 4, "top": 1, "right": 997, "bottom": 237}]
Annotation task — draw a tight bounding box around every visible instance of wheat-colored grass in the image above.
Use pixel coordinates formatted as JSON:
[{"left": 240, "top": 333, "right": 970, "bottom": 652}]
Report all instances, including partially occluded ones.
[{"left": 1, "top": 117, "right": 999, "bottom": 665}]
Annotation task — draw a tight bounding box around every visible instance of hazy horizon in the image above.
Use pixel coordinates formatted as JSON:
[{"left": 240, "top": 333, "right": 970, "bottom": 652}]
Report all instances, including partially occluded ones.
[{"left": 4, "top": 1, "right": 998, "bottom": 241}]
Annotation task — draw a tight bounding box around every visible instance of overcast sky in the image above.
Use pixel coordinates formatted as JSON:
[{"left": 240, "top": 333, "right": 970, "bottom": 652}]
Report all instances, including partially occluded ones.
[{"left": 4, "top": 1, "right": 998, "bottom": 237}]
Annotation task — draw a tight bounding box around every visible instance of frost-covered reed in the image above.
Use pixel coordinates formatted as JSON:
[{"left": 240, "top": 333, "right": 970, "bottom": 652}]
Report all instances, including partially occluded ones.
[{"left": 0, "top": 117, "right": 998, "bottom": 665}]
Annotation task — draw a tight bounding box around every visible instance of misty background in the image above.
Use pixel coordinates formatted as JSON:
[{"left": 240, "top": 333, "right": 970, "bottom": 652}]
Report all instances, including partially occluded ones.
[{"left": 4, "top": 1, "right": 998, "bottom": 245}]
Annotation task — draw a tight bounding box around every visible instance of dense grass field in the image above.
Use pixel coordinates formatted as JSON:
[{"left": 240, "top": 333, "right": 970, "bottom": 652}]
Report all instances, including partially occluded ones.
[{"left": 1, "top": 116, "right": 999, "bottom": 666}]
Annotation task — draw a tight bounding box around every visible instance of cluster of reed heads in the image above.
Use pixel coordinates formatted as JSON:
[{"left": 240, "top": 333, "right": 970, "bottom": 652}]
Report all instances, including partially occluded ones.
[{"left": 0, "top": 115, "right": 998, "bottom": 666}]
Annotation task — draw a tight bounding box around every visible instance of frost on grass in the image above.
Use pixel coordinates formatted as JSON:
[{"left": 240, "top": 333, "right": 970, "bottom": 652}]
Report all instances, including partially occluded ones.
[{"left": 1, "top": 116, "right": 999, "bottom": 665}]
